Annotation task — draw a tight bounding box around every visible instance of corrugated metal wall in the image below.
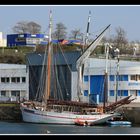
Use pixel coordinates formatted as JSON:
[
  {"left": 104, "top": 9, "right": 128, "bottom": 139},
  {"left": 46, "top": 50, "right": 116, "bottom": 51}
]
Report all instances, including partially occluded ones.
[
  {"left": 28, "top": 64, "right": 72, "bottom": 101},
  {"left": 26, "top": 52, "right": 81, "bottom": 101}
]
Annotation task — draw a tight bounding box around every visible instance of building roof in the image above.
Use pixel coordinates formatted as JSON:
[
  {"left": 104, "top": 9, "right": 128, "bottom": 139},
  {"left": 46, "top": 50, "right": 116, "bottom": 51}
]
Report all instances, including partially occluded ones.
[
  {"left": 26, "top": 51, "right": 140, "bottom": 72},
  {"left": 87, "top": 58, "right": 140, "bottom": 68},
  {"left": 26, "top": 51, "right": 81, "bottom": 71},
  {"left": 0, "top": 63, "right": 26, "bottom": 69}
]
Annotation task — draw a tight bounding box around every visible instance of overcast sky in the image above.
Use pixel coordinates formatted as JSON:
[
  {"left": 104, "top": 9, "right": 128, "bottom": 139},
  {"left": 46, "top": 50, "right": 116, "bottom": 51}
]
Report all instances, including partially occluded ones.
[{"left": 0, "top": 5, "right": 140, "bottom": 41}]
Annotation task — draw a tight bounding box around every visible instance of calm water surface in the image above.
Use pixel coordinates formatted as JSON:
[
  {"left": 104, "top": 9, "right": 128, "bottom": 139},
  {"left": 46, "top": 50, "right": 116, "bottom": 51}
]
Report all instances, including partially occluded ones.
[{"left": 0, "top": 121, "right": 140, "bottom": 135}]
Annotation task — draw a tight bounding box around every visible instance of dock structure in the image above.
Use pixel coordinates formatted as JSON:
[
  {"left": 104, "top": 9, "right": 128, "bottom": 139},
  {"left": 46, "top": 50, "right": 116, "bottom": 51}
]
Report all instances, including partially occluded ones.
[
  {"left": 0, "top": 102, "right": 22, "bottom": 121},
  {"left": 116, "top": 102, "right": 140, "bottom": 124}
]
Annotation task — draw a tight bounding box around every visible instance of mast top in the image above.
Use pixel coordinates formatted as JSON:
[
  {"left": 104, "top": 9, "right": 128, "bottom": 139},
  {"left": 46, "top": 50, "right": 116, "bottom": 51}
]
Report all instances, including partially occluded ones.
[{"left": 48, "top": 10, "right": 52, "bottom": 43}]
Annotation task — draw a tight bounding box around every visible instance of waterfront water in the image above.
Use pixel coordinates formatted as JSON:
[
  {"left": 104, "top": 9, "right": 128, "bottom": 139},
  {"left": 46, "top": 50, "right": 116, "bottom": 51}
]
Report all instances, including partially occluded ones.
[{"left": 0, "top": 121, "right": 140, "bottom": 135}]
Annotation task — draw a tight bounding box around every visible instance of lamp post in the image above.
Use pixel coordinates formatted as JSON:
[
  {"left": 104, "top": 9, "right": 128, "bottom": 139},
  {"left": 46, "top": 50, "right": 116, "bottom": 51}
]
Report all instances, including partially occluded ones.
[{"left": 133, "top": 43, "right": 138, "bottom": 57}]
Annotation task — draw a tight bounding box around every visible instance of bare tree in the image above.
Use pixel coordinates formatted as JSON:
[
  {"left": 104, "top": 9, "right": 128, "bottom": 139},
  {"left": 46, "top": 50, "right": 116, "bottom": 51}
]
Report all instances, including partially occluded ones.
[
  {"left": 12, "top": 21, "right": 41, "bottom": 34},
  {"left": 12, "top": 21, "right": 29, "bottom": 34},
  {"left": 69, "top": 29, "right": 82, "bottom": 40},
  {"left": 52, "top": 22, "right": 67, "bottom": 40},
  {"left": 27, "top": 22, "right": 41, "bottom": 34},
  {"left": 113, "top": 27, "right": 128, "bottom": 53}
]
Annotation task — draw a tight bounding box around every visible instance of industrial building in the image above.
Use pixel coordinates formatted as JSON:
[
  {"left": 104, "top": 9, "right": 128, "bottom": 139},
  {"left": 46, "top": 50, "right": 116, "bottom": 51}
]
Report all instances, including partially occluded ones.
[
  {"left": 26, "top": 51, "right": 140, "bottom": 104},
  {"left": 7, "top": 33, "right": 82, "bottom": 47},
  {"left": 0, "top": 32, "right": 6, "bottom": 47},
  {"left": 7, "top": 33, "right": 48, "bottom": 47},
  {"left": 26, "top": 51, "right": 81, "bottom": 101},
  {"left": 82, "top": 58, "right": 140, "bottom": 104},
  {"left": 0, "top": 64, "right": 29, "bottom": 102}
]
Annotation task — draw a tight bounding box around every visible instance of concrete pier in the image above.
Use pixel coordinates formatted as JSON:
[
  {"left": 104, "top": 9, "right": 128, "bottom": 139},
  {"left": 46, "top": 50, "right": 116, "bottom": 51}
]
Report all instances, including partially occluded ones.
[
  {"left": 0, "top": 102, "right": 22, "bottom": 121},
  {"left": 116, "top": 103, "right": 140, "bottom": 124},
  {"left": 1, "top": 101, "right": 140, "bottom": 124}
]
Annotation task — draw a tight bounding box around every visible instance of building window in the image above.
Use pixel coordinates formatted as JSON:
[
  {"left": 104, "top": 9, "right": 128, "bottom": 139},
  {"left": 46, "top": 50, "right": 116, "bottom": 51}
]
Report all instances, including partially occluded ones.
[
  {"left": 11, "top": 91, "right": 20, "bottom": 97},
  {"left": 11, "top": 77, "right": 20, "bottom": 83},
  {"left": 137, "top": 91, "right": 140, "bottom": 96},
  {"left": 84, "top": 76, "right": 89, "bottom": 82},
  {"left": 11, "top": 77, "right": 16, "bottom": 83},
  {"left": 110, "top": 90, "right": 114, "bottom": 96},
  {"left": 84, "top": 90, "right": 88, "bottom": 96},
  {"left": 137, "top": 75, "right": 140, "bottom": 81},
  {"left": 119, "top": 75, "right": 128, "bottom": 81},
  {"left": 11, "top": 91, "right": 20, "bottom": 101},
  {"left": 130, "top": 90, "right": 137, "bottom": 96},
  {"left": 131, "top": 75, "right": 136, "bottom": 81},
  {"left": 117, "top": 90, "right": 128, "bottom": 96},
  {"left": 122, "top": 90, "right": 128, "bottom": 96},
  {"left": 118, "top": 75, "right": 122, "bottom": 81},
  {"left": 117, "top": 90, "right": 121, "bottom": 96},
  {"left": 130, "top": 75, "right": 140, "bottom": 81},
  {"left": 110, "top": 75, "right": 114, "bottom": 81},
  {"left": 22, "top": 77, "right": 26, "bottom": 83},
  {"left": 15, "top": 37, "right": 26, "bottom": 42},
  {"left": 18, "top": 34, "right": 24, "bottom": 38},
  {"left": 1, "top": 77, "right": 9, "bottom": 83},
  {"left": 1, "top": 91, "right": 6, "bottom": 96},
  {"left": 26, "top": 38, "right": 41, "bottom": 44}
]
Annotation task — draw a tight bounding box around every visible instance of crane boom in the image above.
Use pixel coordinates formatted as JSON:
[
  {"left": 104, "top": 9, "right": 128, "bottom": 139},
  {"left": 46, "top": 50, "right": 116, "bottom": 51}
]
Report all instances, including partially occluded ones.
[
  {"left": 76, "top": 24, "right": 111, "bottom": 69},
  {"left": 76, "top": 24, "right": 111, "bottom": 102}
]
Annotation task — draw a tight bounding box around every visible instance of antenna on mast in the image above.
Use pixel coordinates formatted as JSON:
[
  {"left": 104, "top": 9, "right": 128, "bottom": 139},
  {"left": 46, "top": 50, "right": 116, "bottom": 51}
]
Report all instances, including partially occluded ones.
[
  {"left": 48, "top": 10, "right": 52, "bottom": 43},
  {"left": 85, "top": 10, "right": 91, "bottom": 47},
  {"left": 82, "top": 11, "right": 91, "bottom": 52}
]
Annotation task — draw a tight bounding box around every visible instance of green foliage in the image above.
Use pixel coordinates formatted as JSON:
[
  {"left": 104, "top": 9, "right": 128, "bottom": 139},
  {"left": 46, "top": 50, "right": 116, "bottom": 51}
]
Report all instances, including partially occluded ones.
[
  {"left": 0, "top": 47, "right": 35, "bottom": 64},
  {"left": 0, "top": 103, "right": 18, "bottom": 107},
  {"left": 93, "top": 45, "right": 105, "bottom": 54},
  {"left": 0, "top": 44, "right": 139, "bottom": 64}
]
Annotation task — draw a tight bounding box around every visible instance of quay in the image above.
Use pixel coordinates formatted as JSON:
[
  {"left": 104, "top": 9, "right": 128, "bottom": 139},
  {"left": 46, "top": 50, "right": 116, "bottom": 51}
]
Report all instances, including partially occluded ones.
[
  {"left": 0, "top": 101, "right": 140, "bottom": 124},
  {"left": 0, "top": 102, "right": 22, "bottom": 121},
  {"left": 117, "top": 103, "right": 140, "bottom": 124}
]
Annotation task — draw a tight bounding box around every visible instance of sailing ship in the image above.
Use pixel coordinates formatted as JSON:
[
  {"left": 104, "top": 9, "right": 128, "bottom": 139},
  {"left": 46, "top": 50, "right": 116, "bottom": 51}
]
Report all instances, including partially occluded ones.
[{"left": 20, "top": 10, "right": 121, "bottom": 125}]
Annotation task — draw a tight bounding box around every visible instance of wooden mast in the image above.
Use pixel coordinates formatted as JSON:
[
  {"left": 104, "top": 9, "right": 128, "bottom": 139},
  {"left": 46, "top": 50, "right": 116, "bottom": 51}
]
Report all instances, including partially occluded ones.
[
  {"left": 45, "top": 10, "right": 52, "bottom": 102},
  {"left": 103, "top": 43, "right": 109, "bottom": 113}
]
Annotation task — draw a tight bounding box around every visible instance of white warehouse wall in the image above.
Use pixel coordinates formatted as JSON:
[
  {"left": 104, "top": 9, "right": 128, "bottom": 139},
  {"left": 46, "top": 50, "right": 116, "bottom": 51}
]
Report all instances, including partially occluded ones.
[
  {"left": 82, "top": 58, "right": 140, "bottom": 103},
  {"left": 0, "top": 64, "right": 29, "bottom": 101}
]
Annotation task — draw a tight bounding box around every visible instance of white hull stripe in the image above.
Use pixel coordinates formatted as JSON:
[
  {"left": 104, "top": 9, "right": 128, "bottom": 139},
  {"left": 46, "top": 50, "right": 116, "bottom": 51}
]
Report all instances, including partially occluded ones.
[
  {"left": 23, "top": 109, "right": 102, "bottom": 120},
  {"left": 23, "top": 109, "right": 75, "bottom": 119}
]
